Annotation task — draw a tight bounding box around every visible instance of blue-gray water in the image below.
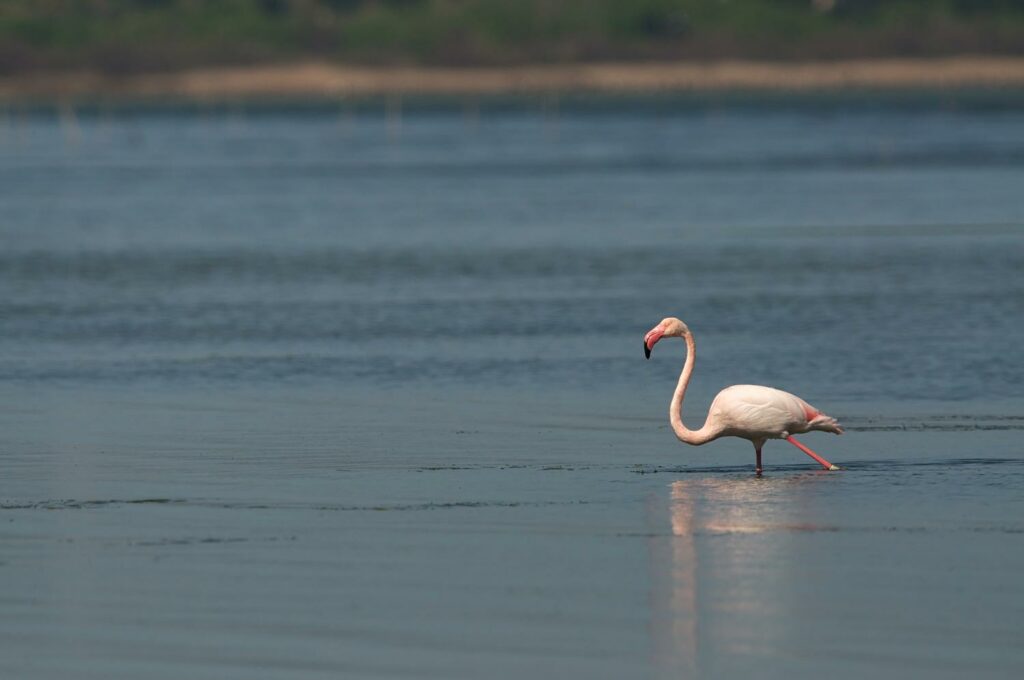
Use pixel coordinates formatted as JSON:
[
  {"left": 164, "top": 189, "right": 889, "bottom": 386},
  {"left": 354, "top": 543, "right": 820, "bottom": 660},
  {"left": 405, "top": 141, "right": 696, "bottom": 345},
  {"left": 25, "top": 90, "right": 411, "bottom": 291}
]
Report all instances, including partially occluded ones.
[{"left": 1, "top": 95, "right": 1023, "bottom": 678}]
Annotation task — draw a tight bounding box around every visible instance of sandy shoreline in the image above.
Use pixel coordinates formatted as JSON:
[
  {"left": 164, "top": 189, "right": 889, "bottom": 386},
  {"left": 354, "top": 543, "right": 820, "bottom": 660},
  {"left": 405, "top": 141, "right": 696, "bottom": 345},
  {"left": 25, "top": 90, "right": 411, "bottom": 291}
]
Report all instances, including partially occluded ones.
[{"left": 3, "top": 57, "right": 1024, "bottom": 100}]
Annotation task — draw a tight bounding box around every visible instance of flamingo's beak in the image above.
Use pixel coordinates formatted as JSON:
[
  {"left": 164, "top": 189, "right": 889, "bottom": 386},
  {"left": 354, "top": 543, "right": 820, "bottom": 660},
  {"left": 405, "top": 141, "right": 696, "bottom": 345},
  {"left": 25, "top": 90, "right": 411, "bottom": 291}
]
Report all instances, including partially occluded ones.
[{"left": 644, "top": 329, "right": 663, "bottom": 359}]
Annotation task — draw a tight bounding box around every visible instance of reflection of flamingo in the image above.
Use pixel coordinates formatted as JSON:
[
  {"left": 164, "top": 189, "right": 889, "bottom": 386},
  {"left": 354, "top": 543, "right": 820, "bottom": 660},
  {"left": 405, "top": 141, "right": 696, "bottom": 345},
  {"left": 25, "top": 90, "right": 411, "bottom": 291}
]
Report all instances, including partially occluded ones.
[
  {"left": 644, "top": 317, "right": 843, "bottom": 474},
  {"left": 647, "top": 484, "right": 698, "bottom": 678}
]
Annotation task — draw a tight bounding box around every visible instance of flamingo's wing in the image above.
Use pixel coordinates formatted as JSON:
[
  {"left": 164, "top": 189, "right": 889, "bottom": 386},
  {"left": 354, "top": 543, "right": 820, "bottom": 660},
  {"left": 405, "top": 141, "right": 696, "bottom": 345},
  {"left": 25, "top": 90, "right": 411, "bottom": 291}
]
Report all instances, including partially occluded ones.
[{"left": 711, "top": 385, "right": 809, "bottom": 435}]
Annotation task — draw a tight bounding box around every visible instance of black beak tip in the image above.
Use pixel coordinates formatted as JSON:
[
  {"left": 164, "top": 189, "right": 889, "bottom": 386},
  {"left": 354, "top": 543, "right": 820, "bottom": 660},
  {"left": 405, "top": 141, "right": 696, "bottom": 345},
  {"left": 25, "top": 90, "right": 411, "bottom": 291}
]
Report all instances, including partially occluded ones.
[{"left": 644, "top": 342, "right": 651, "bottom": 359}]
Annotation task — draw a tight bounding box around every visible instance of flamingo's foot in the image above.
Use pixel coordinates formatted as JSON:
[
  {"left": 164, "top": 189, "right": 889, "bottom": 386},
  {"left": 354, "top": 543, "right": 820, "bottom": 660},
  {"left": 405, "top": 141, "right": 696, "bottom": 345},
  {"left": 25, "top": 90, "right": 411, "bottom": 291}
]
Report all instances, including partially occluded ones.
[
  {"left": 828, "top": 464, "right": 841, "bottom": 471},
  {"left": 755, "top": 468, "right": 763, "bottom": 476}
]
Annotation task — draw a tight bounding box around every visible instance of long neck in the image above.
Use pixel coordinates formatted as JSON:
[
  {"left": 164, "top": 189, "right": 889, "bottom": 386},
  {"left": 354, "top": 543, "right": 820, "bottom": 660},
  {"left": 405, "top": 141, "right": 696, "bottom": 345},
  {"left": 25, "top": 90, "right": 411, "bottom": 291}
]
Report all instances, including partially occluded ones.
[{"left": 669, "top": 332, "right": 718, "bottom": 446}]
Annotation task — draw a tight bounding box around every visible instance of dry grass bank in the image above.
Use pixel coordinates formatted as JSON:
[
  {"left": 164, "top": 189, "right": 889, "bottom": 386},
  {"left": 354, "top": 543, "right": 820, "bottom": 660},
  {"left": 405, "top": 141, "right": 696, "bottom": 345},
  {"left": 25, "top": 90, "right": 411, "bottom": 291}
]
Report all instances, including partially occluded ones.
[{"left": 3, "top": 57, "right": 1024, "bottom": 100}]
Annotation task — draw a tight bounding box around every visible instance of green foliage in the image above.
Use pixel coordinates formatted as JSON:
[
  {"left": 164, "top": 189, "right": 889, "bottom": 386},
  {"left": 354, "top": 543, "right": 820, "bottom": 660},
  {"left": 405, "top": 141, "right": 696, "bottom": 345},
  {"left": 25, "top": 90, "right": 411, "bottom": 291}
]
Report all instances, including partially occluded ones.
[{"left": 2, "top": 0, "right": 1024, "bottom": 73}]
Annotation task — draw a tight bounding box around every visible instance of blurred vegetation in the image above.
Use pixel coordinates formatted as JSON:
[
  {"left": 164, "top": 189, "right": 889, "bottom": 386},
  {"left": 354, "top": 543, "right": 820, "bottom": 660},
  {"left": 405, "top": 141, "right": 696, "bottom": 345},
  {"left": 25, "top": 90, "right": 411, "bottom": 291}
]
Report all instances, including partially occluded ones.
[{"left": 3, "top": 0, "right": 1024, "bottom": 74}]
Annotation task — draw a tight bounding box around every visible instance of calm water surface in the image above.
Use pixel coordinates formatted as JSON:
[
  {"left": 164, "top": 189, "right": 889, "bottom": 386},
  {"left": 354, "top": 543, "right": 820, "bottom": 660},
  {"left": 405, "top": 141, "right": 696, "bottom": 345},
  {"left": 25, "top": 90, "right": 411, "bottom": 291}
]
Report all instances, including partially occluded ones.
[{"left": 1, "top": 95, "right": 1023, "bottom": 678}]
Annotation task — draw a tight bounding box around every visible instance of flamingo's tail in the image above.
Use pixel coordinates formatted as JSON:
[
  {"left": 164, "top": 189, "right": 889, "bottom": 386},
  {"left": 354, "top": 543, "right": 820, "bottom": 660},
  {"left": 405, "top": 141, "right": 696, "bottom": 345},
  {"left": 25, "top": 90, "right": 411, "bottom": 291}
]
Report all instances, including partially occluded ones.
[{"left": 809, "top": 413, "right": 844, "bottom": 435}]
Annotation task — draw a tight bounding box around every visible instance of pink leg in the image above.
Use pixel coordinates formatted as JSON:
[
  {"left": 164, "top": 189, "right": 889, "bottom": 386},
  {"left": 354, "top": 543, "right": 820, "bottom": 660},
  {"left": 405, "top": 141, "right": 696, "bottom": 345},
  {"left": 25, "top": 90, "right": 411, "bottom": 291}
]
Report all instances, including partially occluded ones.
[
  {"left": 754, "top": 443, "right": 763, "bottom": 476},
  {"left": 785, "top": 436, "right": 840, "bottom": 471}
]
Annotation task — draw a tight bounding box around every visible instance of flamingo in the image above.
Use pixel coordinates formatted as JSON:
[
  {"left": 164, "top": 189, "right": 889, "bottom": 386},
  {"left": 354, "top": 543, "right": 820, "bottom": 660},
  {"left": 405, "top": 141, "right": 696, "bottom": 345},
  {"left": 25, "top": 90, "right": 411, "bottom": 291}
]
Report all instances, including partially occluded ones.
[{"left": 643, "top": 317, "right": 843, "bottom": 474}]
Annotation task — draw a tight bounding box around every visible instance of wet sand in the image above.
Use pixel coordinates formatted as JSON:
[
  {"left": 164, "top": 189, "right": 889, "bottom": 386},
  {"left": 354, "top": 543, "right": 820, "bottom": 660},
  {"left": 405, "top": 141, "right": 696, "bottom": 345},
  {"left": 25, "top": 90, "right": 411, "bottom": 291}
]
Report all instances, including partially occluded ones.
[{"left": 3, "top": 57, "right": 1024, "bottom": 100}]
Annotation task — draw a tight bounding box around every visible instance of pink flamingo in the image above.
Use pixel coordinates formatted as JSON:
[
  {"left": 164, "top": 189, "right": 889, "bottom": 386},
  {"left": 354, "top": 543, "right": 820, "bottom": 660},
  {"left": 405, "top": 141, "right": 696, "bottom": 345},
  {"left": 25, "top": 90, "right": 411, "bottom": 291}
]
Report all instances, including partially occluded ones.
[{"left": 644, "top": 317, "right": 843, "bottom": 474}]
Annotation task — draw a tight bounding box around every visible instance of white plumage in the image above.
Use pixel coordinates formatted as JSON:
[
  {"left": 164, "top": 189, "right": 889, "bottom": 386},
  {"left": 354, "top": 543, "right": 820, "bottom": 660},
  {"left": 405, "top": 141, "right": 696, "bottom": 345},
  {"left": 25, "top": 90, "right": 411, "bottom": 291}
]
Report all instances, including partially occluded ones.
[{"left": 707, "top": 384, "right": 843, "bottom": 441}]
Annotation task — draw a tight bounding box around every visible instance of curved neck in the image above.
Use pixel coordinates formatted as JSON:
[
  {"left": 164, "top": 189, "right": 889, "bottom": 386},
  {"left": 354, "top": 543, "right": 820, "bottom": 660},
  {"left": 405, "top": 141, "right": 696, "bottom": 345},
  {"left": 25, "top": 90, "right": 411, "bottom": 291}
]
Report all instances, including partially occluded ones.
[{"left": 669, "top": 332, "right": 718, "bottom": 446}]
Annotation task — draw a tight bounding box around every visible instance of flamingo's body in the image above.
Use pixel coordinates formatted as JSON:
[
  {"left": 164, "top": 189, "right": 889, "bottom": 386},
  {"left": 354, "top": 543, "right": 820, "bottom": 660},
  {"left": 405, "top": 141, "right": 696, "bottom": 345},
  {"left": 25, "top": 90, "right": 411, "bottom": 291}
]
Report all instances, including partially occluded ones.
[
  {"left": 644, "top": 317, "right": 843, "bottom": 474},
  {"left": 701, "top": 384, "right": 844, "bottom": 443}
]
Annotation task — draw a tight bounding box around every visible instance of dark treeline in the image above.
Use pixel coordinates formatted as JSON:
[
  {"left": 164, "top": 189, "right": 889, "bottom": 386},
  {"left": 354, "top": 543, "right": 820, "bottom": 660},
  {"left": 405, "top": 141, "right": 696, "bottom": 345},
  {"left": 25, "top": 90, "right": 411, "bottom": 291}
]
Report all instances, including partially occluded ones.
[{"left": 4, "top": 0, "right": 1024, "bottom": 74}]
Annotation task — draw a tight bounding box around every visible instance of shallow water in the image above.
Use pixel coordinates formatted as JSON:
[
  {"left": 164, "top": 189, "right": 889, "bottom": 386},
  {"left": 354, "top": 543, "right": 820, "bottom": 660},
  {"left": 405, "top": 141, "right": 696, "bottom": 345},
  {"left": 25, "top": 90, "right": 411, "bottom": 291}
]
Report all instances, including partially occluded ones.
[{"left": 1, "top": 95, "right": 1023, "bottom": 678}]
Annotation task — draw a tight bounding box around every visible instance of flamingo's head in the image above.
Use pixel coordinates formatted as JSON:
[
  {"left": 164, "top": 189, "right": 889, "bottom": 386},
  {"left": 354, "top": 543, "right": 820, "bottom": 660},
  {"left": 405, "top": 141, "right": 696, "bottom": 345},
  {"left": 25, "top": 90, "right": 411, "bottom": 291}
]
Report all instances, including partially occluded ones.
[{"left": 644, "top": 317, "right": 689, "bottom": 359}]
